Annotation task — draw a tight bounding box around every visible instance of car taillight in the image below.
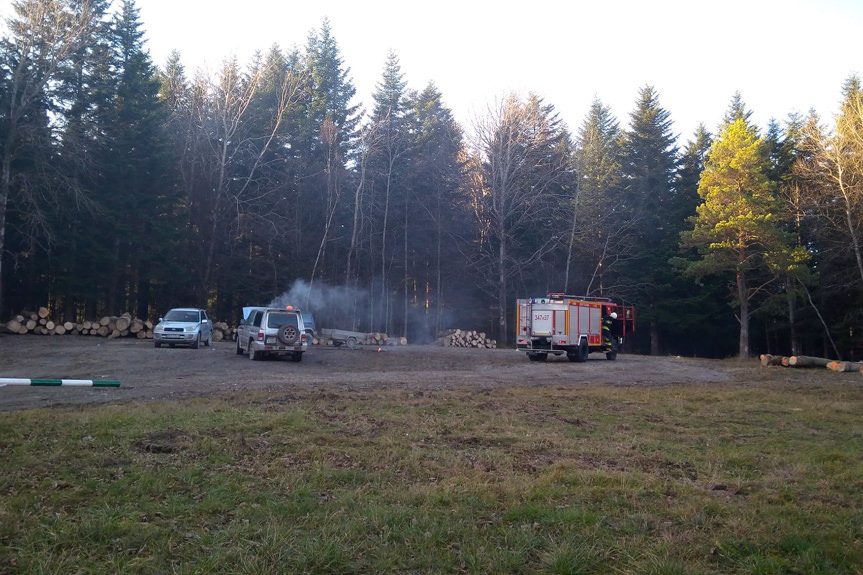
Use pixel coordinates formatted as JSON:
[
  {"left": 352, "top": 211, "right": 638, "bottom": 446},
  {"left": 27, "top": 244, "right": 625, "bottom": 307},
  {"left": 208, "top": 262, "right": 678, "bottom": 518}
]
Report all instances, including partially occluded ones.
[
  {"left": 256, "top": 332, "right": 264, "bottom": 341},
  {"left": 301, "top": 333, "right": 307, "bottom": 342}
]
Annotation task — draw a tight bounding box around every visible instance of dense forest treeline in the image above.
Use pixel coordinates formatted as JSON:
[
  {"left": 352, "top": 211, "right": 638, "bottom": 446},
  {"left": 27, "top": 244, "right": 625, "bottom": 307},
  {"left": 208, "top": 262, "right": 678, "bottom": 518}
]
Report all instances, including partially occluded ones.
[{"left": 2, "top": 0, "right": 863, "bottom": 358}]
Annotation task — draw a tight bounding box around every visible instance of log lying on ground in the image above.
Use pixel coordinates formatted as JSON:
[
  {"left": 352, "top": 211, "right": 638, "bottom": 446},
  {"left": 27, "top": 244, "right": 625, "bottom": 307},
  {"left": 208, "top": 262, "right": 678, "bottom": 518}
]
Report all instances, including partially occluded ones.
[
  {"left": 760, "top": 354, "right": 786, "bottom": 367},
  {"left": 827, "top": 360, "right": 863, "bottom": 373},
  {"left": 761, "top": 353, "right": 863, "bottom": 373},
  {"left": 787, "top": 355, "right": 833, "bottom": 368}
]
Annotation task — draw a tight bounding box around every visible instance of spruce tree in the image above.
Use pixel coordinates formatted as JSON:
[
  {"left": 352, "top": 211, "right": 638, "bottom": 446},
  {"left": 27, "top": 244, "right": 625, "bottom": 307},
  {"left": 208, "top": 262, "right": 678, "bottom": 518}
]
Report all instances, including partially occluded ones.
[
  {"left": 369, "top": 50, "right": 410, "bottom": 333},
  {"left": 401, "top": 82, "right": 465, "bottom": 340},
  {"left": 568, "top": 98, "right": 623, "bottom": 295},
  {"left": 618, "top": 86, "right": 679, "bottom": 354},
  {"left": 102, "top": 0, "right": 179, "bottom": 317}
]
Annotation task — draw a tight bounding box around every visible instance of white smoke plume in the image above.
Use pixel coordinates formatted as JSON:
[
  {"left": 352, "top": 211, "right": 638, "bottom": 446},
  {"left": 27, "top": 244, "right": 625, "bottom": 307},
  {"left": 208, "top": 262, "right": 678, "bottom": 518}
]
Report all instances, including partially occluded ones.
[{"left": 267, "top": 279, "right": 369, "bottom": 332}]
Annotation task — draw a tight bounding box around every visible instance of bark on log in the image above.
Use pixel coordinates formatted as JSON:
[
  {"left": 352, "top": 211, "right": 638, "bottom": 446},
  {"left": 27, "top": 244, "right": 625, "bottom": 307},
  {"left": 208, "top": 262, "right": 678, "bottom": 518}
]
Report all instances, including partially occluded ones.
[
  {"left": 759, "top": 354, "right": 785, "bottom": 367},
  {"left": 828, "top": 361, "right": 863, "bottom": 372},
  {"left": 788, "top": 355, "right": 832, "bottom": 368}
]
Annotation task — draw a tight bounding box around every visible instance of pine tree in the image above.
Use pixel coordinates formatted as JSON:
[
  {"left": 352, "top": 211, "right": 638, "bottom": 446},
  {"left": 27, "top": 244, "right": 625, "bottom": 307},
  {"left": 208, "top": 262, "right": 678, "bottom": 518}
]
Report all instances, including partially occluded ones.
[
  {"left": 679, "top": 110, "right": 794, "bottom": 357},
  {"left": 665, "top": 125, "right": 738, "bottom": 356}
]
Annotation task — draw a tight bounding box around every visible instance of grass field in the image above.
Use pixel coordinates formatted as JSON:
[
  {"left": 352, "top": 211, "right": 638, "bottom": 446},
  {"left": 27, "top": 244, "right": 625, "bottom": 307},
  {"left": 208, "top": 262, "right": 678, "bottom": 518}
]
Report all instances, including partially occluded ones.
[{"left": 1, "top": 379, "right": 861, "bottom": 574}]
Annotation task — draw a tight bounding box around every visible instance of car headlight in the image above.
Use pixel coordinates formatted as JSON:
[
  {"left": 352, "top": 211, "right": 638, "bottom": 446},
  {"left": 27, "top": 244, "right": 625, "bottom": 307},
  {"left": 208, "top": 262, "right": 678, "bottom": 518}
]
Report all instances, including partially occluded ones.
[{"left": 184, "top": 325, "right": 197, "bottom": 332}]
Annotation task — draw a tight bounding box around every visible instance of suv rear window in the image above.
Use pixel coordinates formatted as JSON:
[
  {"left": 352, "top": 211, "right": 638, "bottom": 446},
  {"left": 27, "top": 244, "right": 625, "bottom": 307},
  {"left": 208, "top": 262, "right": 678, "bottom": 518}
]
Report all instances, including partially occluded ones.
[{"left": 266, "top": 313, "right": 299, "bottom": 329}]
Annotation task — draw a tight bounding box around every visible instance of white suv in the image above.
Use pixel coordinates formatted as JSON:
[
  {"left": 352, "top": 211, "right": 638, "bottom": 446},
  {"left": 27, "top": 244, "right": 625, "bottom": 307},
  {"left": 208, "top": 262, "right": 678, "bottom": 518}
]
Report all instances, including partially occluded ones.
[{"left": 235, "top": 307, "right": 308, "bottom": 362}]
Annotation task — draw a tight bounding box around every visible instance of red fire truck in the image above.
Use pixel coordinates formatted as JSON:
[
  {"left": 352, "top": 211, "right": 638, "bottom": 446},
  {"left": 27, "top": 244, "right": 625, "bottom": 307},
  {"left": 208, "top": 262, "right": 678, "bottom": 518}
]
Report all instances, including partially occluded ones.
[{"left": 516, "top": 294, "right": 635, "bottom": 362}]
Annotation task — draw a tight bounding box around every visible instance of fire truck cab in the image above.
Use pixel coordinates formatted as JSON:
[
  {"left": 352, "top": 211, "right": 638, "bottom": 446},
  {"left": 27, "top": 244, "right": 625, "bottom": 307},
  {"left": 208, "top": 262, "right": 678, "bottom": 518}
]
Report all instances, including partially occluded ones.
[{"left": 516, "top": 294, "right": 635, "bottom": 362}]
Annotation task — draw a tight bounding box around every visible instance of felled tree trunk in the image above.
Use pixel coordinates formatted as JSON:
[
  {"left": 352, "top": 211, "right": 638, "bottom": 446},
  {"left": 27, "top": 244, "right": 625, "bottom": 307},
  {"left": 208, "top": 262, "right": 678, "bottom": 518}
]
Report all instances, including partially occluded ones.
[{"left": 788, "top": 355, "right": 832, "bottom": 368}]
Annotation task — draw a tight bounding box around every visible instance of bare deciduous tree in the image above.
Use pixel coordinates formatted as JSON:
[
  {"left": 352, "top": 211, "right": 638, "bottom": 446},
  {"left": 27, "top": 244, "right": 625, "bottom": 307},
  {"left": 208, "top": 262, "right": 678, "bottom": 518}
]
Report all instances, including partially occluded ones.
[
  {"left": 795, "top": 81, "right": 863, "bottom": 287},
  {"left": 180, "top": 55, "right": 303, "bottom": 299},
  {"left": 467, "top": 93, "right": 572, "bottom": 340}
]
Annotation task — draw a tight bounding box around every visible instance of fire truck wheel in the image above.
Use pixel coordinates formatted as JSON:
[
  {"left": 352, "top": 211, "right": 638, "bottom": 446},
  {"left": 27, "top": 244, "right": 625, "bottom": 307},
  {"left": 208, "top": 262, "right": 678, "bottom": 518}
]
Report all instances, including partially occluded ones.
[
  {"left": 581, "top": 340, "right": 590, "bottom": 360},
  {"left": 606, "top": 350, "right": 617, "bottom": 361},
  {"left": 527, "top": 352, "right": 548, "bottom": 362}
]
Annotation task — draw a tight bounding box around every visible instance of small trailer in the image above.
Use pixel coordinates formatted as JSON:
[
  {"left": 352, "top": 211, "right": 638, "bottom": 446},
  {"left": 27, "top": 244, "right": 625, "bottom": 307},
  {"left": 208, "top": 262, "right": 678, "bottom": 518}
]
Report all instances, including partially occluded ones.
[{"left": 317, "top": 328, "right": 370, "bottom": 349}]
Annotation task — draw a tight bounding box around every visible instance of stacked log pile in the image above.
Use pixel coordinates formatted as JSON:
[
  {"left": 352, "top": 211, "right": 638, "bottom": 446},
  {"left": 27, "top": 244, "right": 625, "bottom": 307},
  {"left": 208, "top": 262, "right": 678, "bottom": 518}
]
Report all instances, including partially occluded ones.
[
  {"left": 438, "top": 329, "right": 497, "bottom": 349},
  {"left": 3, "top": 307, "right": 236, "bottom": 341},
  {"left": 211, "top": 322, "right": 235, "bottom": 342},
  {"left": 4, "top": 309, "right": 154, "bottom": 338},
  {"left": 760, "top": 354, "right": 863, "bottom": 374}
]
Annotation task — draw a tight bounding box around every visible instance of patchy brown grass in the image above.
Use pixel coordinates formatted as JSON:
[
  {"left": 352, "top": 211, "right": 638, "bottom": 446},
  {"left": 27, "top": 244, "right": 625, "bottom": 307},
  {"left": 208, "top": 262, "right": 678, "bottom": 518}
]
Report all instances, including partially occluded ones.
[{"left": 1, "top": 380, "right": 862, "bottom": 573}]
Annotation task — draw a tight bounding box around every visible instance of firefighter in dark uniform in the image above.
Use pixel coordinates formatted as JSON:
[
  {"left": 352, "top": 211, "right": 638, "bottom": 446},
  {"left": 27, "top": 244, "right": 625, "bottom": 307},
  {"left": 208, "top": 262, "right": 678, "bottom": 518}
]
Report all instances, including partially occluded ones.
[{"left": 603, "top": 310, "right": 618, "bottom": 349}]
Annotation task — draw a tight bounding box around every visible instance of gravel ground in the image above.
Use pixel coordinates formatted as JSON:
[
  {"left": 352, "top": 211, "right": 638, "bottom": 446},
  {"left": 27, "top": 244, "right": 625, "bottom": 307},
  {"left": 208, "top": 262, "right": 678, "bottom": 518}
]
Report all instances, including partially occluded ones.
[{"left": 0, "top": 333, "right": 833, "bottom": 412}]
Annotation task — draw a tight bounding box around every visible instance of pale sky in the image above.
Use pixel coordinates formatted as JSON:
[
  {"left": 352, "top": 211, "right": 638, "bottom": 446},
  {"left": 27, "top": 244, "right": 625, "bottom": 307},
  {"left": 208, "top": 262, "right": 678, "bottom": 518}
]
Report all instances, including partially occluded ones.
[{"left": 4, "top": 0, "right": 863, "bottom": 143}]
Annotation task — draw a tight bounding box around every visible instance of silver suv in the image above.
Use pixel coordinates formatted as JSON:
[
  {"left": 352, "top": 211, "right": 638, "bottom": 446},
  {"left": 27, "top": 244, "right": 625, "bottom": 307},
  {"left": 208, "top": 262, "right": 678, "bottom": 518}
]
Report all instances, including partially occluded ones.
[
  {"left": 235, "top": 306, "right": 308, "bottom": 362},
  {"left": 153, "top": 308, "right": 213, "bottom": 348}
]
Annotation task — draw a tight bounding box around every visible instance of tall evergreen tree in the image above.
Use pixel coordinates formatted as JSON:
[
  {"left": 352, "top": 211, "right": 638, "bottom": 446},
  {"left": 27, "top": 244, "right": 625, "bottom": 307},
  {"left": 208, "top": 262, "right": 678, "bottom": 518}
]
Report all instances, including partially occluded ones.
[
  {"left": 368, "top": 50, "right": 410, "bottom": 333},
  {"left": 401, "top": 81, "right": 465, "bottom": 341},
  {"left": 296, "top": 19, "right": 359, "bottom": 292},
  {"left": 51, "top": 0, "right": 114, "bottom": 318},
  {"left": 567, "top": 98, "right": 623, "bottom": 295},
  {"left": 101, "top": 0, "right": 178, "bottom": 318},
  {"left": 618, "top": 86, "right": 679, "bottom": 354}
]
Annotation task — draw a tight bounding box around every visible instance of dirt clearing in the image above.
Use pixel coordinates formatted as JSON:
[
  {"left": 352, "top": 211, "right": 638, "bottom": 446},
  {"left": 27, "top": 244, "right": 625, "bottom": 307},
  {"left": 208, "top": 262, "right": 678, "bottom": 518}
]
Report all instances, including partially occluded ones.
[{"left": 0, "top": 334, "right": 840, "bottom": 411}]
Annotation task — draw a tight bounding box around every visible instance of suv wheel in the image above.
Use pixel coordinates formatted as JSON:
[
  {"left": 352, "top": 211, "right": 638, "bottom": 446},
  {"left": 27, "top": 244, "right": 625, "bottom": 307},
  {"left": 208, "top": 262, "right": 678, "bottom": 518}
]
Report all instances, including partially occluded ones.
[
  {"left": 248, "top": 343, "right": 261, "bottom": 361},
  {"left": 192, "top": 334, "right": 200, "bottom": 349},
  {"left": 236, "top": 338, "right": 243, "bottom": 355},
  {"left": 277, "top": 325, "right": 299, "bottom": 345}
]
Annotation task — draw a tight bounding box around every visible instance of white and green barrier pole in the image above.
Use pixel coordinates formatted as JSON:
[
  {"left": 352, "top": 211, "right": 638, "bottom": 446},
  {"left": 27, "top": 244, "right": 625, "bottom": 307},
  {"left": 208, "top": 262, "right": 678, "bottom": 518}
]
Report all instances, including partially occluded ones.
[{"left": 0, "top": 378, "right": 121, "bottom": 388}]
